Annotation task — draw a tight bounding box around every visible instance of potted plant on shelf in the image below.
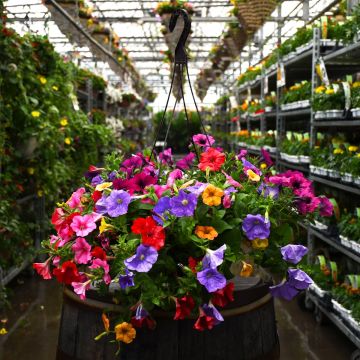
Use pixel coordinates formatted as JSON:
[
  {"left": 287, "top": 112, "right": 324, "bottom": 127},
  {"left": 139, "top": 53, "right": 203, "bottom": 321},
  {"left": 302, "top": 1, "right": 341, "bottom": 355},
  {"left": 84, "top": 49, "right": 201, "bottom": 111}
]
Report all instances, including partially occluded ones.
[
  {"left": 281, "top": 81, "right": 311, "bottom": 111},
  {"left": 338, "top": 208, "right": 360, "bottom": 252},
  {"left": 350, "top": 81, "right": 360, "bottom": 118},
  {"left": 265, "top": 93, "right": 276, "bottom": 112},
  {"left": 312, "top": 84, "right": 345, "bottom": 120}
]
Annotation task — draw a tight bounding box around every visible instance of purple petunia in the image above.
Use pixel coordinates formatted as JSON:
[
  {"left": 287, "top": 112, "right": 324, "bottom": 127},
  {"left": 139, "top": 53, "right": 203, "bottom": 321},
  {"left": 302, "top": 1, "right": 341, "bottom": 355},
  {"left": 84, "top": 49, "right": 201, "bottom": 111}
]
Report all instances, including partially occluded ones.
[
  {"left": 281, "top": 244, "right": 308, "bottom": 264},
  {"left": 119, "top": 268, "right": 135, "bottom": 289},
  {"left": 153, "top": 196, "right": 171, "bottom": 224},
  {"left": 186, "top": 182, "right": 208, "bottom": 197},
  {"left": 192, "top": 134, "right": 215, "bottom": 147},
  {"left": 270, "top": 269, "right": 313, "bottom": 301},
  {"left": 202, "top": 303, "right": 224, "bottom": 325},
  {"left": 95, "top": 194, "right": 108, "bottom": 215},
  {"left": 91, "top": 175, "right": 104, "bottom": 186},
  {"left": 237, "top": 149, "right": 247, "bottom": 160},
  {"left": 242, "top": 214, "right": 270, "bottom": 240},
  {"left": 241, "top": 158, "right": 262, "bottom": 176},
  {"left": 258, "top": 183, "right": 280, "bottom": 199},
  {"left": 202, "top": 245, "right": 226, "bottom": 269},
  {"left": 197, "top": 267, "right": 227, "bottom": 293},
  {"left": 105, "top": 190, "right": 131, "bottom": 217},
  {"left": 176, "top": 152, "right": 196, "bottom": 170},
  {"left": 159, "top": 148, "right": 173, "bottom": 165},
  {"left": 124, "top": 244, "right": 158, "bottom": 273},
  {"left": 169, "top": 190, "right": 198, "bottom": 217}
]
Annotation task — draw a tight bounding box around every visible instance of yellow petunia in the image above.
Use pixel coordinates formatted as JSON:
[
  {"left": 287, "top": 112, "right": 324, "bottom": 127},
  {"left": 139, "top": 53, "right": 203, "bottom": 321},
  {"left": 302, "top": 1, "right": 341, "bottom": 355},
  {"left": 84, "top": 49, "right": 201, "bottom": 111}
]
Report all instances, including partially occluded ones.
[
  {"left": 99, "top": 218, "right": 114, "bottom": 234},
  {"left": 31, "top": 111, "right": 40, "bottom": 118},
  {"left": 348, "top": 146, "right": 358, "bottom": 152},
  {"left": 315, "top": 86, "right": 325, "bottom": 94},
  {"left": 353, "top": 81, "right": 360, "bottom": 88},
  {"left": 195, "top": 225, "right": 218, "bottom": 240},
  {"left": 60, "top": 118, "right": 68, "bottom": 127},
  {"left": 95, "top": 182, "right": 112, "bottom": 191},
  {"left": 333, "top": 148, "right": 344, "bottom": 155},
  {"left": 202, "top": 185, "right": 224, "bottom": 206},
  {"left": 252, "top": 238, "right": 269, "bottom": 250},
  {"left": 39, "top": 76, "right": 47, "bottom": 85},
  {"left": 240, "top": 261, "right": 253, "bottom": 277},
  {"left": 260, "top": 163, "right": 267, "bottom": 170},
  {"left": 246, "top": 169, "right": 260, "bottom": 182},
  {"left": 64, "top": 137, "right": 71, "bottom": 145},
  {"left": 115, "top": 322, "right": 136, "bottom": 344}
]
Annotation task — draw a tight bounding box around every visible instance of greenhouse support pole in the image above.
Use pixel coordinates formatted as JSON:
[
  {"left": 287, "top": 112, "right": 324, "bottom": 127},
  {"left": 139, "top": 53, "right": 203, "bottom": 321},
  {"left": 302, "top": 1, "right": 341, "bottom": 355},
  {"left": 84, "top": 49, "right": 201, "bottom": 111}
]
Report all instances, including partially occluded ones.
[{"left": 259, "top": 26, "right": 265, "bottom": 134}]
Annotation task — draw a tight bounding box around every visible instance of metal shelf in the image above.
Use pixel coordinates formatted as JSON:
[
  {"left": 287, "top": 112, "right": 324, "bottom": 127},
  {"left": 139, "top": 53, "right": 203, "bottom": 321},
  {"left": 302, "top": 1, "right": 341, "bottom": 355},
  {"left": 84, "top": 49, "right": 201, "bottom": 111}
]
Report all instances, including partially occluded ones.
[
  {"left": 309, "top": 226, "right": 360, "bottom": 264},
  {"left": 278, "top": 159, "right": 309, "bottom": 172},
  {"left": 280, "top": 108, "right": 311, "bottom": 117},
  {"left": 313, "top": 120, "right": 360, "bottom": 127},
  {"left": 324, "top": 41, "right": 360, "bottom": 64},
  {"left": 310, "top": 175, "right": 360, "bottom": 196},
  {"left": 307, "top": 290, "right": 360, "bottom": 349}
]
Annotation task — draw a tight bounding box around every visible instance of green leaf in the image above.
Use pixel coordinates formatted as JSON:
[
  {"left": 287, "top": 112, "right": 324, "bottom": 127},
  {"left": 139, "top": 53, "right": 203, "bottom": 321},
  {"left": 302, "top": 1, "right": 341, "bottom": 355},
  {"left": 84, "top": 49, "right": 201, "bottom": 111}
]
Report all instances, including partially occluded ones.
[{"left": 211, "top": 218, "right": 232, "bottom": 234}]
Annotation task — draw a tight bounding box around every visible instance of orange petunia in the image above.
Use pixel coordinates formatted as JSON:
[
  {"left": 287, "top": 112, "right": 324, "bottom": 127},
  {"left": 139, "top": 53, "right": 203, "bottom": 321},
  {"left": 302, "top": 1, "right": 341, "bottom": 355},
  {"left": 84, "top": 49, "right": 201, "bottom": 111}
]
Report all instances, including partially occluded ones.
[
  {"left": 195, "top": 226, "right": 218, "bottom": 240},
  {"left": 102, "top": 313, "right": 110, "bottom": 332},
  {"left": 240, "top": 261, "right": 253, "bottom": 277},
  {"left": 202, "top": 185, "right": 224, "bottom": 206},
  {"left": 115, "top": 322, "right": 136, "bottom": 344}
]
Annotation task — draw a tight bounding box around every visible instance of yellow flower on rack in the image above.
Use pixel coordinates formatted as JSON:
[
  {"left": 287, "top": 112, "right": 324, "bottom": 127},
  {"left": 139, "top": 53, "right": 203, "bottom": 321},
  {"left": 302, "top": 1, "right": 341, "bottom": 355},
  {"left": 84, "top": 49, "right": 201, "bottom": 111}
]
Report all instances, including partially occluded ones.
[
  {"left": 315, "top": 86, "right": 325, "bottom": 94},
  {"left": 31, "top": 111, "right": 40, "bottom": 118},
  {"left": 87, "top": 18, "right": 93, "bottom": 26},
  {"left": 0, "top": 328, "right": 7, "bottom": 335},
  {"left": 60, "top": 118, "right": 68, "bottom": 127},
  {"left": 348, "top": 146, "right": 359, "bottom": 152},
  {"left": 333, "top": 148, "right": 344, "bottom": 155},
  {"left": 39, "top": 76, "right": 47, "bottom": 85},
  {"left": 357, "top": 153, "right": 360, "bottom": 158},
  {"left": 325, "top": 88, "right": 335, "bottom": 95},
  {"left": 353, "top": 81, "right": 360, "bottom": 88},
  {"left": 64, "top": 137, "right": 71, "bottom": 145},
  {"left": 52, "top": 85, "right": 59, "bottom": 91}
]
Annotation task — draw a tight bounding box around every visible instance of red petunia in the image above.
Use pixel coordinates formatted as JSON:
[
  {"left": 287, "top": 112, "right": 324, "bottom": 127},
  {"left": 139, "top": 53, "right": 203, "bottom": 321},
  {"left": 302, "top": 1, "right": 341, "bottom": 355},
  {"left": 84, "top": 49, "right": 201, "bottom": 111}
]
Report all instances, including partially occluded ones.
[
  {"left": 51, "top": 208, "right": 80, "bottom": 241},
  {"left": 174, "top": 295, "right": 195, "bottom": 320},
  {"left": 131, "top": 217, "right": 165, "bottom": 251},
  {"left": 131, "top": 316, "right": 156, "bottom": 330},
  {"left": 91, "top": 246, "right": 107, "bottom": 260},
  {"left": 211, "top": 282, "right": 235, "bottom": 308},
  {"left": 188, "top": 257, "right": 201, "bottom": 273},
  {"left": 91, "top": 190, "right": 102, "bottom": 203},
  {"left": 198, "top": 148, "right": 226, "bottom": 172},
  {"left": 53, "top": 261, "right": 81, "bottom": 285},
  {"left": 194, "top": 308, "right": 215, "bottom": 331}
]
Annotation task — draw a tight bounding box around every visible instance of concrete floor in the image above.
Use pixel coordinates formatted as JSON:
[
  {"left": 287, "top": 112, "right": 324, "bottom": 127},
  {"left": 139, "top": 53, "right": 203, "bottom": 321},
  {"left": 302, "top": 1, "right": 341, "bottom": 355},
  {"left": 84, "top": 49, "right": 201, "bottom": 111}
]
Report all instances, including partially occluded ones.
[{"left": 0, "top": 276, "right": 356, "bottom": 360}]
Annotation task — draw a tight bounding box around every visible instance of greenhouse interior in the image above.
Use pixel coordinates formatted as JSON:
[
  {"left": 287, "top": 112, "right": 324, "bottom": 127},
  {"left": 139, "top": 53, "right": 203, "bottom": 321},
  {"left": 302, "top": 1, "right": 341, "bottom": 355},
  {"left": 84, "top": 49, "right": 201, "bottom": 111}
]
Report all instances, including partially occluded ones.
[{"left": 1, "top": 0, "right": 360, "bottom": 359}]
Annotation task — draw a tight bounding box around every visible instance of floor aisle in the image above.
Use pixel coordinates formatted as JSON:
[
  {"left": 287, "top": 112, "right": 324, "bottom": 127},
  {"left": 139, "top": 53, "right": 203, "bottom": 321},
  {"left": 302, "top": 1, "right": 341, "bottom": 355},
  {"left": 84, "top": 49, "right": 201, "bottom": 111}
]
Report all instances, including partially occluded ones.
[{"left": 0, "top": 276, "right": 354, "bottom": 360}]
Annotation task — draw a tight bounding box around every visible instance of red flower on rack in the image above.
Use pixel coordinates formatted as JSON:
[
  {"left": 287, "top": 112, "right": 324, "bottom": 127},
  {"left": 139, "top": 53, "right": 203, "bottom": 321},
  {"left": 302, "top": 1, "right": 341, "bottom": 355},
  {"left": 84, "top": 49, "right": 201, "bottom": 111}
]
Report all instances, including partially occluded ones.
[{"left": 198, "top": 148, "right": 226, "bottom": 172}]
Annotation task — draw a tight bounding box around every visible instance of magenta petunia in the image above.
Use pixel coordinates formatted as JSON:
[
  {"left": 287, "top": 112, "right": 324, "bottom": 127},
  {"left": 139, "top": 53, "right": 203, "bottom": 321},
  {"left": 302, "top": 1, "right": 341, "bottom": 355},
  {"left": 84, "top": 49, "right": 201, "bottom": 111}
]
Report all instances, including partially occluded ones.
[
  {"left": 176, "top": 152, "right": 196, "bottom": 170},
  {"left": 318, "top": 196, "right": 334, "bottom": 217},
  {"left": 159, "top": 148, "right": 173, "bottom": 165},
  {"left": 192, "top": 134, "right": 215, "bottom": 147},
  {"left": 72, "top": 237, "right": 92, "bottom": 264}
]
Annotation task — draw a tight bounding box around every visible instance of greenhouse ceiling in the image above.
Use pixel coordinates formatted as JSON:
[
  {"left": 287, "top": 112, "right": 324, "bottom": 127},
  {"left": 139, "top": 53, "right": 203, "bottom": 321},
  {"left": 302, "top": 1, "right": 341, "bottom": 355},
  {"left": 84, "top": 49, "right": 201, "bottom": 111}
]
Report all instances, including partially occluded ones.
[{"left": 4, "top": 0, "right": 340, "bottom": 108}]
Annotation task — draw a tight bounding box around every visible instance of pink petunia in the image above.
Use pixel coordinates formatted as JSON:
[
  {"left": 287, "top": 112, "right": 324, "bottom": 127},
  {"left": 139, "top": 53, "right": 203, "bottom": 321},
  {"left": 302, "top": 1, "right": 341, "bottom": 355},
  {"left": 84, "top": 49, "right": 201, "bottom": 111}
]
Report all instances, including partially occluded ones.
[
  {"left": 52, "top": 256, "right": 61, "bottom": 267},
  {"left": 33, "top": 258, "right": 52, "bottom": 280},
  {"left": 192, "top": 134, "right": 215, "bottom": 147},
  {"left": 71, "top": 280, "right": 91, "bottom": 300},
  {"left": 90, "top": 258, "right": 111, "bottom": 284},
  {"left": 167, "top": 169, "right": 183, "bottom": 187},
  {"left": 66, "top": 187, "right": 86, "bottom": 210},
  {"left": 222, "top": 171, "right": 242, "bottom": 188},
  {"left": 222, "top": 195, "right": 232, "bottom": 209},
  {"left": 70, "top": 214, "right": 97, "bottom": 237},
  {"left": 72, "top": 237, "right": 92, "bottom": 264}
]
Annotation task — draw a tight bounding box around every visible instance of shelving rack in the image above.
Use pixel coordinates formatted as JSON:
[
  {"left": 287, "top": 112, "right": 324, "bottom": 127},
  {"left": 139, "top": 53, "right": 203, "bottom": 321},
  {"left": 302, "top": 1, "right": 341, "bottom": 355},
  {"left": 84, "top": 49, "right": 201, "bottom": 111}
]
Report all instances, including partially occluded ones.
[{"left": 230, "top": 2, "right": 360, "bottom": 352}]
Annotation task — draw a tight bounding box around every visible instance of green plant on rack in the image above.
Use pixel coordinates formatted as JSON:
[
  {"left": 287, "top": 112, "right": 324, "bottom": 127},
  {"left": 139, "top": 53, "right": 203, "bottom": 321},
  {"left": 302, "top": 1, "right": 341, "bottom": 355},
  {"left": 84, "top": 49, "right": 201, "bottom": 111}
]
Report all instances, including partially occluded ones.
[
  {"left": 340, "top": 146, "right": 360, "bottom": 177},
  {"left": 338, "top": 208, "right": 360, "bottom": 242},
  {"left": 312, "top": 84, "right": 345, "bottom": 111},
  {"left": 282, "top": 81, "right": 311, "bottom": 104},
  {"left": 75, "top": 67, "right": 108, "bottom": 92},
  {"left": 280, "top": 133, "right": 310, "bottom": 156},
  {"left": 350, "top": 81, "right": 360, "bottom": 108}
]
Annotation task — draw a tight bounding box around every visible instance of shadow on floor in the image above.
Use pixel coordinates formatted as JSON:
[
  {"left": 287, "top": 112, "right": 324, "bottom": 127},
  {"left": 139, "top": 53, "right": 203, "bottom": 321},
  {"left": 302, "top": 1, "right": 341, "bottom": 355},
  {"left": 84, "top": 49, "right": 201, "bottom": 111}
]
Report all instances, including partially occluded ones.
[{"left": 0, "top": 276, "right": 355, "bottom": 360}]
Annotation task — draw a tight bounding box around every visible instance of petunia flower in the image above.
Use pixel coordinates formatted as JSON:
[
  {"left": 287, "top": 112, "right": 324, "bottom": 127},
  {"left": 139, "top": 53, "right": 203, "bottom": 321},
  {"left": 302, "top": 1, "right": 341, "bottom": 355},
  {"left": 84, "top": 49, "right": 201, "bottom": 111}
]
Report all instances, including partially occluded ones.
[
  {"left": 53, "top": 261, "right": 81, "bottom": 285},
  {"left": 70, "top": 214, "right": 97, "bottom": 237},
  {"left": 169, "top": 190, "right": 197, "bottom": 217},
  {"left": 197, "top": 267, "right": 226, "bottom": 293},
  {"left": 95, "top": 182, "right": 112, "bottom": 192},
  {"left": 153, "top": 196, "right": 171, "bottom": 225},
  {"left": 252, "top": 238, "right": 269, "bottom": 250},
  {"left": 167, "top": 169, "right": 183, "bottom": 187},
  {"left": 195, "top": 226, "right": 218, "bottom": 240},
  {"left": 192, "top": 134, "right": 215, "bottom": 147},
  {"left": 296, "top": 193, "right": 321, "bottom": 215},
  {"left": 33, "top": 258, "right": 52, "bottom": 280},
  {"left": 258, "top": 183, "right": 280, "bottom": 199},
  {"left": 119, "top": 268, "right": 135, "bottom": 290},
  {"left": 193, "top": 307, "right": 215, "bottom": 331},
  {"left": 242, "top": 214, "right": 270, "bottom": 240},
  {"left": 99, "top": 218, "right": 114, "bottom": 234},
  {"left": 240, "top": 261, "right": 253, "bottom": 277},
  {"left": 186, "top": 182, "right": 208, "bottom": 197},
  {"left": 261, "top": 148, "right": 274, "bottom": 167},
  {"left": 71, "top": 279, "right": 91, "bottom": 300},
  {"left": 115, "top": 322, "right": 136, "bottom": 344},
  {"left": 66, "top": 187, "right": 86, "bottom": 210},
  {"left": 246, "top": 169, "right": 260, "bottom": 182},
  {"left": 202, "top": 244, "right": 227, "bottom": 269},
  {"left": 236, "top": 149, "right": 247, "bottom": 160},
  {"left": 128, "top": 172, "right": 157, "bottom": 194},
  {"left": 105, "top": 190, "right": 131, "bottom": 217},
  {"left": 91, "top": 246, "right": 107, "bottom": 260},
  {"left": 131, "top": 304, "right": 156, "bottom": 329},
  {"left": 318, "top": 196, "right": 334, "bottom": 217},
  {"left": 202, "top": 184, "right": 224, "bottom": 206},
  {"left": 211, "top": 282, "right": 234, "bottom": 307},
  {"left": 281, "top": 244, "right": 308, "bottom": 264},
  {"left": 242, "top": 158, "right": 261, "bottom": 175},
  {"left": 159, "top": 148, "right": 173, "bottom": 165},
  {"left": 222, "top": 171, "right": 242, "bottom": 188},
  {"left": 201, "top": 303, "right": 224, "bottom": 325},
  {"left": 176, "top": 152, "right": 196, "bottom": 170},
  {"left": 174, "top": 295, "right": 195, "bottom": 320},
  {"left": 131, "top": 216, "right": 165, "bottom": 250},
  {"left": 124, "top": 244, "right": 158, "bottom": 273},
  {"left": 72, "top": 237, "right": 92, "bottom": 264},
  {"left": 95, "top": 194, "right": 109, "bottom": 215},
  {"left": 90, "top": 258, "right": 111, "bottom": 284},
  {"left": 198, "top": 148, "right": 226, "bottom": 172},
  {"left": 91, "top": 175, "right": 104, "bottom": 187}
]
